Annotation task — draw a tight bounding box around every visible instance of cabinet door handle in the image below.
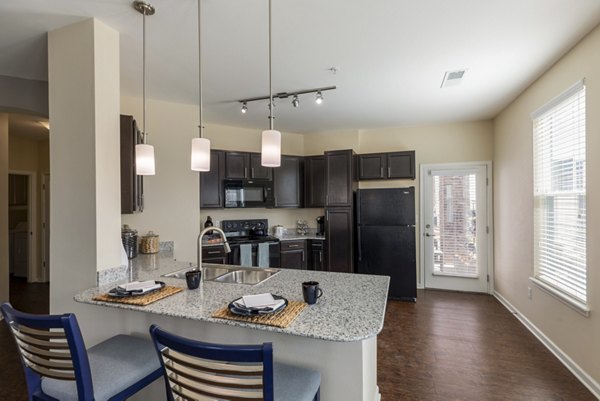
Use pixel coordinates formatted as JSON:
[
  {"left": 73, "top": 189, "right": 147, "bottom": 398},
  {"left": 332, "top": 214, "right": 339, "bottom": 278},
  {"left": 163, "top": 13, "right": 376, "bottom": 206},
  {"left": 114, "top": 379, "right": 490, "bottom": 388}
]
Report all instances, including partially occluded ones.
[
  {"left": 319, "top": 252, "right": 322, "bottom": 263},
  {"left": 302, "top": 251, "right": 305, "bottom": 262},
  {"left": 289, "top": 244, "right": 300, "bottom": 248},
  {"left": 251, "top": 167, "right": 255, "bottom": 178},
  {"left": 388, "top": 167, "right": 391, "bottom": 177},
  {"left": 380, "top": 167, "right": 384, "bottom": 178},
  {"left": 207, "top": 250, "right": 221, "bottom": 254}
]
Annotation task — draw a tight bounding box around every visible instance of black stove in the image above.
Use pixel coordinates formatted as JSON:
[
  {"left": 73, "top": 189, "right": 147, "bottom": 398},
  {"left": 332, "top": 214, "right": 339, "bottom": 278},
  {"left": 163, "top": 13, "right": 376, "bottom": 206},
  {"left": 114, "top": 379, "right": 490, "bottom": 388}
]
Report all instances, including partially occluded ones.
[
  {"left": 221, "top": 219, "right": 280, "bottom": 267},
  {"left": 222, "top": 219, "right": 279, "bottom": 244}
]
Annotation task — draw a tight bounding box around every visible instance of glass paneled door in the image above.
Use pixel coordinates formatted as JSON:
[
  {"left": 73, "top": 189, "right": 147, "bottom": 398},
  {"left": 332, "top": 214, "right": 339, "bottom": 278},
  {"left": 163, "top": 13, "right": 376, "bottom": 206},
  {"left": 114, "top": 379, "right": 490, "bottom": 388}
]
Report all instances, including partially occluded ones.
[{"left": 421, "top": 163, "right": 490, "bottom": 292}]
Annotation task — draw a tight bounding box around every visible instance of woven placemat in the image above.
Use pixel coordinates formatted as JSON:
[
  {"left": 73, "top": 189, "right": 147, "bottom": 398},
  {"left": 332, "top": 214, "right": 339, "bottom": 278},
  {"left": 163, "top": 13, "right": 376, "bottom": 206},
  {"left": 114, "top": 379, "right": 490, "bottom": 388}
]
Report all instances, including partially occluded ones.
[
  {"left": 93, "top": 286, "right": 184, "bottom": 306},
  {"left": 212, "top": 301, "right": 307, "bottom": 328}
]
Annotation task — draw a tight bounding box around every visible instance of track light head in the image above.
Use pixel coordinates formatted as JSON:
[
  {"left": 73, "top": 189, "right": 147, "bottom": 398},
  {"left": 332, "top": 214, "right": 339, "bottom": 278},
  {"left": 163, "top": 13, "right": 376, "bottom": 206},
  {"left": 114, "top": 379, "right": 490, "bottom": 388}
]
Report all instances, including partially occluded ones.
[
  {"left": 292, "top": 95, "right": 299, "bottom": 108},
  {"left": 241, "top": 102, "right": 248, "bottom": 114},
  {"left": 315, "top": 91, "right": 323, "bottom": 105}
]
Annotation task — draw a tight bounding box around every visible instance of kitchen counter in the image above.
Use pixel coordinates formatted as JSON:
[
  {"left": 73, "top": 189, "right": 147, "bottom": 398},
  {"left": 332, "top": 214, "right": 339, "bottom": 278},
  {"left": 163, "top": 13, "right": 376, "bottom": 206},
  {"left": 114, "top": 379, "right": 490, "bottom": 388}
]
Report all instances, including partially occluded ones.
[
  {"left": 75, "top": 252, "right": 388, "bottom": 342},
  {"left": 73, "top": 251, "right": 388, "bottom": 401}
]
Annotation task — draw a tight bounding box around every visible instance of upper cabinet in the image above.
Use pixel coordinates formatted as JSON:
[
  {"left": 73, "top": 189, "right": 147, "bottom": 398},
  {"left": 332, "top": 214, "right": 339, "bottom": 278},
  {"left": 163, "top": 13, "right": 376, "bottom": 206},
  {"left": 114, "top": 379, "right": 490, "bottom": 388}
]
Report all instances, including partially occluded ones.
[
  {"left": 225, "top": 151, "right": 272, "bottom": 180},
  {"left": 200, "top": 150, "right": 225, "bottom": 209},
  {"left": 357, "top": 151, "right": 415, "bottom": 180},
  {"left": 325, "top": 150, "right": 356, "bottom": 207},
  {"left": 120, "top": 115, "right": 144, "bottom": 214},
  {"left": 274, "top": 155, "right": 303, "bottom": 208},
  {"left": 304, "top": 156, "right": 326, "bottom": 208}
]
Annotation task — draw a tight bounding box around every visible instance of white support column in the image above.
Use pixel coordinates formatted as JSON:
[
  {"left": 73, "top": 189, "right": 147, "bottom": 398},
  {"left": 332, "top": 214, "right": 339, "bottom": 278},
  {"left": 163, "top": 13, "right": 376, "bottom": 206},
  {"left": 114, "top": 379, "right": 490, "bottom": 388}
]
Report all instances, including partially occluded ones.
[{"left": 48, "top": 18, "right": 121, "bottom": 313}]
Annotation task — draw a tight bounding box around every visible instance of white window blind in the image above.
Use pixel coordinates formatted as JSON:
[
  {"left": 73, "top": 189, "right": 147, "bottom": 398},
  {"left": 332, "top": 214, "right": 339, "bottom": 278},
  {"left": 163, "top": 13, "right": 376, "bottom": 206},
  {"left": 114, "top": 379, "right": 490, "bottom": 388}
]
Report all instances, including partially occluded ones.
[{"left": 533, "top": 80, "right": 586, "bottom": 304}]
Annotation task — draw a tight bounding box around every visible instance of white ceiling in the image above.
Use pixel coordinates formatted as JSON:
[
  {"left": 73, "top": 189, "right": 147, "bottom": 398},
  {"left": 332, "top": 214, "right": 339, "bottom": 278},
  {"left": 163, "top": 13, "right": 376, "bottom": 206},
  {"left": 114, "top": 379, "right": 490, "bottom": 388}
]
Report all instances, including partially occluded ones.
[{"left": 1, "top": 0, "right": 600, "bottom": 133}]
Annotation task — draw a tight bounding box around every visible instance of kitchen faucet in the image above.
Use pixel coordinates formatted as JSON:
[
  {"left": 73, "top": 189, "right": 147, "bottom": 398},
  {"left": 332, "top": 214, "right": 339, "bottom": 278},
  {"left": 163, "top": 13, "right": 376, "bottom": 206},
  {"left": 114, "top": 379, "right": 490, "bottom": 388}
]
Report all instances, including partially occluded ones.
[{"left": 197, "top": 227, "right": 231, "bottom": 280}]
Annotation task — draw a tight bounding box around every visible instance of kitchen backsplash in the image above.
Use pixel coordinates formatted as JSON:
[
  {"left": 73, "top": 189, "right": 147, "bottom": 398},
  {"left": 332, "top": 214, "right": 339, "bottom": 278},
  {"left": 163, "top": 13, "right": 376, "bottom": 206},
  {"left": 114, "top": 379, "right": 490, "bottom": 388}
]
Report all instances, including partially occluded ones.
[{"left": 200, "top": 208, "right": 324, "bottom": 235}]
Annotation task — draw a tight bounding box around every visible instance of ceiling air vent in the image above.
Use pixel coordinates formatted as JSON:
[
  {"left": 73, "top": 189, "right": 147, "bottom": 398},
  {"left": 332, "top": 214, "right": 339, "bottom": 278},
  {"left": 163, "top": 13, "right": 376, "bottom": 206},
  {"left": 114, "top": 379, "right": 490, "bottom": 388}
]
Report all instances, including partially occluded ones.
[{"left": 441, "top": 69, "right": 467, "bottom": 88}]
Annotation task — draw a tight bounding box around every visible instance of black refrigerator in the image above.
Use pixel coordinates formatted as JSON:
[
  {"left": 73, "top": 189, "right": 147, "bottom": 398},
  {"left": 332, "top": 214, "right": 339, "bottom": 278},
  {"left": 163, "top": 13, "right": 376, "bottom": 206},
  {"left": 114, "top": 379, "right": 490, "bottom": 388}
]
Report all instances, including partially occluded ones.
[{"left": 356, "top": 187, "right": 416, "bottom": 301}]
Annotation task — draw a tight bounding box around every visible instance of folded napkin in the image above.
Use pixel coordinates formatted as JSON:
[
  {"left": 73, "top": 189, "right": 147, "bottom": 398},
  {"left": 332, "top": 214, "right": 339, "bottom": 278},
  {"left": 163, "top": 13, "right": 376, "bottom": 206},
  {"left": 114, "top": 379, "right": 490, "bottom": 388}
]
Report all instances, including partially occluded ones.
[
  {"left": 117, "top": 280, "right": 161, "bottom": 293},
  {"left": 235, "top": 293, "right": 285, "bottom": 311}
]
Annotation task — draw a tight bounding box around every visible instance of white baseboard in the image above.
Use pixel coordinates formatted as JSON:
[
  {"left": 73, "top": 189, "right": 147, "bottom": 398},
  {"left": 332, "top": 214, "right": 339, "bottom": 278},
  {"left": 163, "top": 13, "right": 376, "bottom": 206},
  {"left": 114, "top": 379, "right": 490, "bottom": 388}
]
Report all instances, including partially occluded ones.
[
  {"left": 373, "top": 386, "right": 381, "bottom": 401},
  {"left": 494, "top": 291, "right": 600, "bottom": 399}
]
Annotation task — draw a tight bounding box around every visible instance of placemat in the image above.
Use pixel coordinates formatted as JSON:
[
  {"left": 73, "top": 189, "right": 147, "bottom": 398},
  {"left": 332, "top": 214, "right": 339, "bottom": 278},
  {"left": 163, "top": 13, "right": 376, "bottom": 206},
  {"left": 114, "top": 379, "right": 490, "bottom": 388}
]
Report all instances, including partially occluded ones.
[
  {"left": 93, "top": 286, "right": 184, "bottom": 306},
  {"left": 212, "top": 301, "right": 307, "bottom": 328}
]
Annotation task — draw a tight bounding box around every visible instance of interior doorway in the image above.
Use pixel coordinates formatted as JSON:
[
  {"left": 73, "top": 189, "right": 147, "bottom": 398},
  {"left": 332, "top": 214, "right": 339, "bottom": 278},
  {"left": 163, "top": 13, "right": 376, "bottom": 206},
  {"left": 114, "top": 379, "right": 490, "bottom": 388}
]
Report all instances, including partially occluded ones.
[
  {"left": 8, "top": 172, "right": 36, "bottom": 282},
  {"left": 420, "top": 162, "right": 493, "bottom": 293}
]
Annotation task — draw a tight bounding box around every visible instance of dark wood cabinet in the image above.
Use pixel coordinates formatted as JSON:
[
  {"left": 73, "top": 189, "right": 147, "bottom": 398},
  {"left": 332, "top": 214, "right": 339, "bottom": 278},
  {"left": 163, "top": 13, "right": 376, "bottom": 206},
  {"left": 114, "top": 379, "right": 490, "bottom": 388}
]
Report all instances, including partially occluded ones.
[
  {"left": 358, "top": 153, "right": 386, "bottom": 180},
  {"left": 274, "top": 156, "right": 303, "bottom": 208},
  {"left": 326, "top": 207, "right": 353, "bottom": 273},
  {"left": 309, "top": 239, "right": 327, "bottom": 271},
  {"left": 225, "top": 152, "right": 272, "bottom": 180},
  {"left": 280, "top": 240, "right": 307, "bottom": 270},
  {"left": 358, "top": 151, "right": 415, "bottom": 180},
  {"left": 200, "top": 150, "right": 225, "bottom": 208},
  {"left": 202, "top": 246, "right": 228, "bottom": 264},
  {"left": 325, "top": 150, "right": 356, "bottom": 207},
  {"left": 304, "top": 156, "right": 326, "bottom": 208},
  {"left": 120, "top": 115, "right": 144, "bottom": 214},
  {"left": 387, "top": 151, "right": 415, "bottom": 179},
  {"left": 249, "top": 153, "right": 273, "bottom": 180}
]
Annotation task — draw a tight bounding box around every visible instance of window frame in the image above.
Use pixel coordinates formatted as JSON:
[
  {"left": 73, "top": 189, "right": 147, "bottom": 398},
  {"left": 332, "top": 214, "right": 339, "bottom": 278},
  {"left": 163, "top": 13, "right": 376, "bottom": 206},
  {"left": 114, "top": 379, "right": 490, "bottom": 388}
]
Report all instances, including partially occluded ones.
[{"left": 529, "top": 80, "right": 589, "bottom": 316}]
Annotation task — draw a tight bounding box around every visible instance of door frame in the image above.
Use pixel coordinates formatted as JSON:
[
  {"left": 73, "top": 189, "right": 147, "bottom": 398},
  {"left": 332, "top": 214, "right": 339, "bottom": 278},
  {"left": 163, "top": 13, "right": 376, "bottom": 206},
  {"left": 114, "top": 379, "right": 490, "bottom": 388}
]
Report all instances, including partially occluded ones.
[
  {"left": 42, "top": 173, "right": 50, "bottom": 282},
  {"left": 419, "top": 161, "right": 494, "bottom": 294},
  {"left": 8, "top": 170, "right": 38, "bottom": 282}
]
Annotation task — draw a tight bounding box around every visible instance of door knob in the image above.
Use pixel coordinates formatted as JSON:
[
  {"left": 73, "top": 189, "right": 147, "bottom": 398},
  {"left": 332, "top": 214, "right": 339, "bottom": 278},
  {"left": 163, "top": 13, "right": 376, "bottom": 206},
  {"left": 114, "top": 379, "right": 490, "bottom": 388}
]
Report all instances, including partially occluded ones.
[{"left": 424, "top": 233, "right": 431, "bottom": 237}]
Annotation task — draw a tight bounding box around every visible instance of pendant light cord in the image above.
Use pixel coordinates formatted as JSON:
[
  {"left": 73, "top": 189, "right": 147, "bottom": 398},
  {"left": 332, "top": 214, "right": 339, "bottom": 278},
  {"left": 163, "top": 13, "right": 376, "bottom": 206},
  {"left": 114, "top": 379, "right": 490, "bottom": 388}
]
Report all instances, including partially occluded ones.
[
  {"left": 142, "top": 9, "right": 147, "bottom": 144},
  {"left": 268, "top": 0, "right": 274, "bottom": 130},
  {"left": 198, "top": 0, "right": 203, "bottom": 138}
]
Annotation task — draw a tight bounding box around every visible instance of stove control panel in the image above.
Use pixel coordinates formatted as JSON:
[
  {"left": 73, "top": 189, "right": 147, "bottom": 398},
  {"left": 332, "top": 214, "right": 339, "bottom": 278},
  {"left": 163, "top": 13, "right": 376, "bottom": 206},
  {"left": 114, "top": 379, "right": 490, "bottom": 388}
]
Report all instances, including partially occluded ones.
[{"left": 222, "top": 219, "right": 268, "bottom": 234}]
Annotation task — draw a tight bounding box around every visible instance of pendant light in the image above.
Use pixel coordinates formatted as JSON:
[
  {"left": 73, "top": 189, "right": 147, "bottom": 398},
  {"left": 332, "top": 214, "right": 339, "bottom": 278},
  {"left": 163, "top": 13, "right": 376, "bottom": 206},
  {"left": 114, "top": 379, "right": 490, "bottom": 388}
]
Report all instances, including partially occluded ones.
[
  {"left": 191, "top": 0, "right": 211, "bottom": 172},
  {"left": 261, "top": 0, "right": 281, "bottom": 168},
  {"left": 134, "top": 1, "right": 156, "bottom": 175}
]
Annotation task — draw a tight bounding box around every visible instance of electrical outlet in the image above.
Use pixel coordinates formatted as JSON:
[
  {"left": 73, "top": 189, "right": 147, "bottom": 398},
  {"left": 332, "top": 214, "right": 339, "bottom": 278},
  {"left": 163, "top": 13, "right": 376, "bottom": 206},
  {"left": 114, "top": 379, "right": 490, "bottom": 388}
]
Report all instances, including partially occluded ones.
[{"left": 528, "top": 287, "right": 532, "bottom": 300}]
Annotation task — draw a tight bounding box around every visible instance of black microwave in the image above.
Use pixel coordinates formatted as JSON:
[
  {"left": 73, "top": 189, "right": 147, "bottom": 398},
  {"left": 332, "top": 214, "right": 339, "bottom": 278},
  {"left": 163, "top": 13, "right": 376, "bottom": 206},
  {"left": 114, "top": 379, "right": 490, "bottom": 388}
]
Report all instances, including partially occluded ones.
[{"left": 224, "top": 179, "right": 274, "bottom": 208}]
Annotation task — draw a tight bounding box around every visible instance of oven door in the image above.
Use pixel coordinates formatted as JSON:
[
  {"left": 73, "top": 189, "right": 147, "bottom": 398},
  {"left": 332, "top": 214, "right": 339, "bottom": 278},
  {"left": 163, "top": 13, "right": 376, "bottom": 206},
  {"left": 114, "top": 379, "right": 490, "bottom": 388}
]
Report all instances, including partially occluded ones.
[{"left": 229, "top": 242, "right": 280, "bottom": 268}]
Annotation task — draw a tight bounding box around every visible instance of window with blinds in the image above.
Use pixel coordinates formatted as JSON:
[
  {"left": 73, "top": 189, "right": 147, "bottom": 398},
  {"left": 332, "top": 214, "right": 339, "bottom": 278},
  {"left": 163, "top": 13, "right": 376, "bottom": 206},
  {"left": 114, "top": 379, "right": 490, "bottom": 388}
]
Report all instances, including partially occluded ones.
[{"left": 532, "top": 80, "right": 586, "bottom": 305}]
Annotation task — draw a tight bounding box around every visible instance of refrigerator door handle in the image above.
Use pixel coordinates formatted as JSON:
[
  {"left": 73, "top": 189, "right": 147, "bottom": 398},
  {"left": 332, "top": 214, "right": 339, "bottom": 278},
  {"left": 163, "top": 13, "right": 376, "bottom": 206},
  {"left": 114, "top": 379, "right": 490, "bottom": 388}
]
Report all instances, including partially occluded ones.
[{"left": 357, "top": 226, "right": 362, "bottom": 261}]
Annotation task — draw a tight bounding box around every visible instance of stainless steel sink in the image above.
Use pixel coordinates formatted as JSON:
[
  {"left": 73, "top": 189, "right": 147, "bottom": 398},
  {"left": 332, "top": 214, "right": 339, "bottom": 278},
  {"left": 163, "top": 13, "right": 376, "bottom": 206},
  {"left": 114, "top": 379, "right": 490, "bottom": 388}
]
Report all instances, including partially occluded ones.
[
  {"left": 161, "top": 265, "right": 279, "bottom": 285},
  {"left": 161, "top": 265, "right": 235, "bottom": 280},
  {"left": 212, "top": 268, "right": 280, "bottom": 285}
]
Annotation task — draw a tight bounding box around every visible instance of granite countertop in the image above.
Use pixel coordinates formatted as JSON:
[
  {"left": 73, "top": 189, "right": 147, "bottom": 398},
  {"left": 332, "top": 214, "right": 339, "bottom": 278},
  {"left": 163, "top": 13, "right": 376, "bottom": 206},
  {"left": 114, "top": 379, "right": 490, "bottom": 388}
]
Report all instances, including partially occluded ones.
[{"left": 75, "top": 252, "right": 389, "bottom": 342}]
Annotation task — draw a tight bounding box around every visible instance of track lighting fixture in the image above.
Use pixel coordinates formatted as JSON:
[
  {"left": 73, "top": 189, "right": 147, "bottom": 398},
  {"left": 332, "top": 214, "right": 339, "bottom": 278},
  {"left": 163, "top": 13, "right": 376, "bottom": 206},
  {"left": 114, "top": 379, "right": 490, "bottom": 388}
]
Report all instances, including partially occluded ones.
[
  {"left": 315, "top": 91, "right": 323, "bottom": 105},
  {"left": 238, "top": 86, "right": 335, "bottom": 112}
]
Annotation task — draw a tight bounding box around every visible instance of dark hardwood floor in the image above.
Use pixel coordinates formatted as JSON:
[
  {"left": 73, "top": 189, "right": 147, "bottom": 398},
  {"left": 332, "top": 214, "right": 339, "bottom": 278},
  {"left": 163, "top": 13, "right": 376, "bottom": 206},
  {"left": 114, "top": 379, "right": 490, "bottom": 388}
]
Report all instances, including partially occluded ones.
[
  {"left": 0, "top": 284, "right": 595, "bottom": 400},
  {"left": 378, "top": 290, "right": 596, "bottom": 401}
]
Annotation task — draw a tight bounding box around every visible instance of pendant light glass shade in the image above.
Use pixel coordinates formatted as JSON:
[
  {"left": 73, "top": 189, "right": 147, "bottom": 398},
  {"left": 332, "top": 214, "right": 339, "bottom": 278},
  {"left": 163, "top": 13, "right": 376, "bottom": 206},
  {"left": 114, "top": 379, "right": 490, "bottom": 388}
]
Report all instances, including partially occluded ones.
[
  {"left": 261, "top": 129, "right": 281, "bottom": 167},
  {"left": 191, "top": 137, "right": 211, "bottom": 171},
  {"left": 136, "top": 143, "right": 156, "bottom": 175}
]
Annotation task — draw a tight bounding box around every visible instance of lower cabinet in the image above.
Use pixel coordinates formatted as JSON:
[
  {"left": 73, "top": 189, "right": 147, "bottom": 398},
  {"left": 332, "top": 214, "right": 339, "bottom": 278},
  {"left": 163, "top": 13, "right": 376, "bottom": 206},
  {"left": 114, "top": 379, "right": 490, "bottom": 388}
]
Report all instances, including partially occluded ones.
[
  {"left": 280, "top": 240, "right": 307, "bottom": 270},
  {"left": 309, "top": 239, "right": 327, "bottom": 271},
  {"left": 202, "top": 246, "right": 228, "bottom": 264},
  {"left": 326, "top": 208, "right": 354, "bottom": 273}
]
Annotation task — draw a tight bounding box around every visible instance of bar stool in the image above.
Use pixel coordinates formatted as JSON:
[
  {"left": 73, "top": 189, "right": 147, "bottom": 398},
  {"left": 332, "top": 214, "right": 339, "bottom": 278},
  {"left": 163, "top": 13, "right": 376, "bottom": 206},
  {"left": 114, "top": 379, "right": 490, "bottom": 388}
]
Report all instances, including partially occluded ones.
[
  {"left": 1, "top": 303, "right": 163, "bottom": 401},
  {"left": 149, "top": 324, "right": 321, "bottom": 401}
]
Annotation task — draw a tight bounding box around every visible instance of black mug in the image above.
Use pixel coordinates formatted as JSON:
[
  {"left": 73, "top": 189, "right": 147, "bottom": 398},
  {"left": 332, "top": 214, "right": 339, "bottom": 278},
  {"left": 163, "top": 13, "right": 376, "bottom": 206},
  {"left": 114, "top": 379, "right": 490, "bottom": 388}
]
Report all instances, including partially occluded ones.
[
  {"left": 185, "top": 270, "right": 201, "bottom": 290},
  {"left": 302, "top": 281, "right": 323, "bottom": 305}
]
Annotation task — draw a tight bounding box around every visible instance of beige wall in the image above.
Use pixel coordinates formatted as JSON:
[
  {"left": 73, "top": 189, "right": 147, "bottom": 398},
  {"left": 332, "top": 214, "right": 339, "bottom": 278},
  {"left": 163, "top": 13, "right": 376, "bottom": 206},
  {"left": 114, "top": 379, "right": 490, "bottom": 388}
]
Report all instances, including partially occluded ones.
[
  {"left": 8, "top": 134, "right": 50, "bottom": 281},
  {"left": 494, "top": 24, "right": 600, "bottom": 388},
  {"left": 0, "top": 113, "right": 8, "bottom": 303}
]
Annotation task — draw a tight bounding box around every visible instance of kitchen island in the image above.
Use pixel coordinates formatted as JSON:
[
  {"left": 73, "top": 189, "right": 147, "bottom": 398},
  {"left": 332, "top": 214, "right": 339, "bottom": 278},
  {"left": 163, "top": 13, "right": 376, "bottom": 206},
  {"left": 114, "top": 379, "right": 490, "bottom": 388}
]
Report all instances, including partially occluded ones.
[{"left": 75, "top": 252, "right": 389, "bottom": 401}]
